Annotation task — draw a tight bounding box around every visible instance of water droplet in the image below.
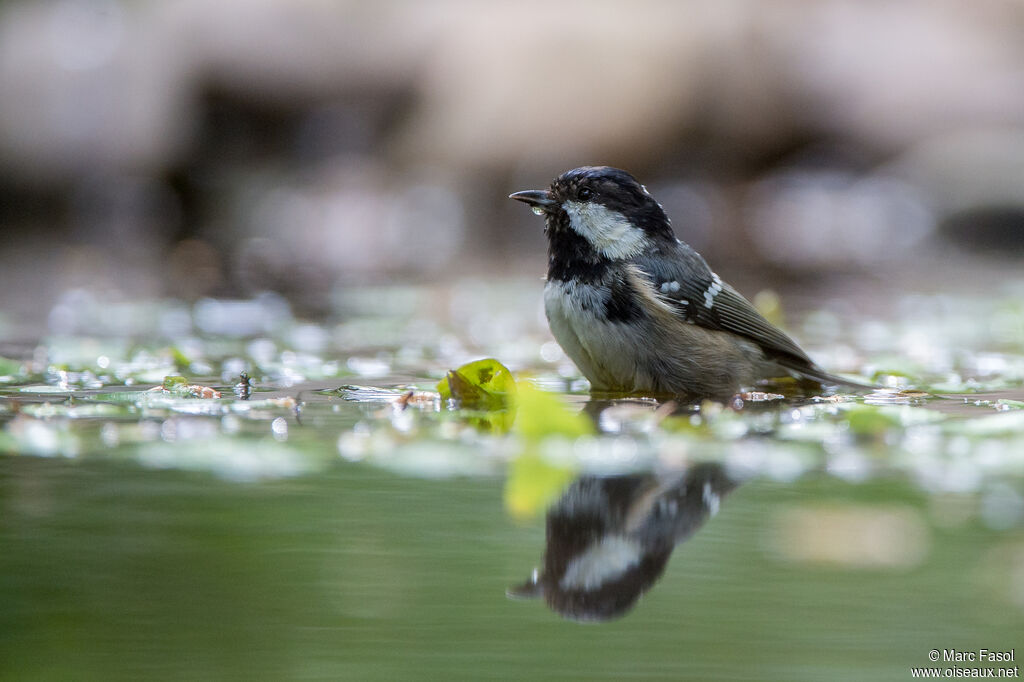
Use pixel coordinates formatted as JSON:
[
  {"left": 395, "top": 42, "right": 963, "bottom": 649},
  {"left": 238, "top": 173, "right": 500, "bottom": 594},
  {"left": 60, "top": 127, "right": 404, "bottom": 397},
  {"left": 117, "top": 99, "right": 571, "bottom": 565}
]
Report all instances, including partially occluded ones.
[
  {"left": 531, "top": 206, "right": 545, "bottom": 216},
  {"left": 271, "top": 417, "right": 289, "bottom": 441}
]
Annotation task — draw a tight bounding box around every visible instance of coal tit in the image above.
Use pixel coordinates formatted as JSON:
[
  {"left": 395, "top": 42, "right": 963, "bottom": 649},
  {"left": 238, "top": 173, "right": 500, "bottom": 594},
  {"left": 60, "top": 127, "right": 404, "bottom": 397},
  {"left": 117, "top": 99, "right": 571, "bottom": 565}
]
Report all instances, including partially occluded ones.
[
  {"left": 508, "top": 463, "right": 738, "bottom": 621},
  {"left": 510, "top": 166, "right": 864, "bottom": 399}
]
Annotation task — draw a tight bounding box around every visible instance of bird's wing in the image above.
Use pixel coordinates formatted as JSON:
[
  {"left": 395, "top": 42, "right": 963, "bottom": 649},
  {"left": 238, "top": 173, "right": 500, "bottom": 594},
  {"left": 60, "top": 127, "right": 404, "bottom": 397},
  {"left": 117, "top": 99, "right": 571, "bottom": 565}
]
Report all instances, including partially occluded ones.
[{"left": 633, "top": 245, "right": 816, "bottom": 370}]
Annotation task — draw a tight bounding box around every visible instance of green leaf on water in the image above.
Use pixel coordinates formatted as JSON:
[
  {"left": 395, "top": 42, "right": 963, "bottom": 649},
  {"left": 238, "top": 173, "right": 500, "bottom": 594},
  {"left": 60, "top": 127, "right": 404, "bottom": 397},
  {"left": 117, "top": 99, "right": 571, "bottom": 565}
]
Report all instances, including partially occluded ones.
[
  {"left": 160, "top": 376, "right": 222, "bottom": 399},
  {"left": 437, "top": 358, "right": 516, "bottom": 411},
  {"left": 513, "top": 382, "right": 594, "bottom": 441},
  {"left": 163, "top": 375, "right": 188, "bottom": 391}
]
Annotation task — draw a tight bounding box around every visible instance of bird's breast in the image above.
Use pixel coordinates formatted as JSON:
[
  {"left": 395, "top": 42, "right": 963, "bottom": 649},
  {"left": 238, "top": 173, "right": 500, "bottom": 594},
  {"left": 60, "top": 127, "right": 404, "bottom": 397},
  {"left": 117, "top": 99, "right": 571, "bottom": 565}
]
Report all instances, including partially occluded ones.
[
  {"left": 543, "top": 275, "right": 768, "bottom": 396},
  {"left": 543, "top": 279, "right": 646, "bottom": 391}
]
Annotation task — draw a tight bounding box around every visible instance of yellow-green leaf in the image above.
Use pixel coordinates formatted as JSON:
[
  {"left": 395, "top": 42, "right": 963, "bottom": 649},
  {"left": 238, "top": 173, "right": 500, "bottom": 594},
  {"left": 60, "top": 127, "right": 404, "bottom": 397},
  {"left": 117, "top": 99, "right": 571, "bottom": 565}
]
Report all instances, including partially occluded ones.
[
  {"left": 437, "top": 358, "right": 516, "bottom": 411},
  {"left": 513, "top": 382, "right": 594, "bottom": 441},
  {"left": 163, "top": 375, "right": 188, "bottom": 391}
]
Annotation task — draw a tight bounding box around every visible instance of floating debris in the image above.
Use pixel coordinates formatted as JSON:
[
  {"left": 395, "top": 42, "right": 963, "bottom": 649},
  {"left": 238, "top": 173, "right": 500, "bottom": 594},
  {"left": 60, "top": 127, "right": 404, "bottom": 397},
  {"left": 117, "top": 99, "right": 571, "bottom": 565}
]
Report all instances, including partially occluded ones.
[{"left": 153, "top": 376, "right": 222, "bottom": 399}]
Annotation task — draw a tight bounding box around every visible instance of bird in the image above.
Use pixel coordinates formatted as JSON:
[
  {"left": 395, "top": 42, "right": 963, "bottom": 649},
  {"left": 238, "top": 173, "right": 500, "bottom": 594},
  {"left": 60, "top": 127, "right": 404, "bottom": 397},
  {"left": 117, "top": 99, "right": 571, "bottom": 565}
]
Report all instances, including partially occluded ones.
[
  {"left": 507, "top": 463, "right": 738, "bottom": 621},
  {"left": 509, "top": 165, "right": 867, "bottom": 400}
]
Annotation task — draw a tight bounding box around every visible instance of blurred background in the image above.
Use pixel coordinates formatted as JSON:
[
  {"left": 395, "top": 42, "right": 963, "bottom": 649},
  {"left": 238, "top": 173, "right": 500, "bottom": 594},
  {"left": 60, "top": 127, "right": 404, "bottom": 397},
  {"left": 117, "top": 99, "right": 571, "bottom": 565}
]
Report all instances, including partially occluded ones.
[
  {"left": 2, "top": 0, "right": 1024, "bottom": 325},
  {"left": 3, "top": 5, "right": 1024, "bottom": 678}
]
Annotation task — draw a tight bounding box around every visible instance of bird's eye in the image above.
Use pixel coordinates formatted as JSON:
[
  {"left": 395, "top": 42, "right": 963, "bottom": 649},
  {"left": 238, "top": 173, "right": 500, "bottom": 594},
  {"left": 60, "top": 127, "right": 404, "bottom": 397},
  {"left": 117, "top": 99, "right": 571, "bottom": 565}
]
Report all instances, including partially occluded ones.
[{"left": 578, "top": 187, "right": 593, "bottom": 200}]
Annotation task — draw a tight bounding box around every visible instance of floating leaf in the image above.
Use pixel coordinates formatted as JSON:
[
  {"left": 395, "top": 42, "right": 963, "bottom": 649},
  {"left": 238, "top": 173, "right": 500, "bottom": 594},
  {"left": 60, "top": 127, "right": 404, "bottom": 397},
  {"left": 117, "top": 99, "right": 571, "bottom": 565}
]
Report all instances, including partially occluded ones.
[
  {"left": 159, "top": 376, "right": 222, "bottom": 399},
  {"left": 501, "top": 383, "right": 592, "bottom": 518},
  {"left": 435, "top": 358, "right": 518, "bottom": 432},
  {"left": 163, "top": 375, "right": 188, "bottom": 390},
  {"left": 437, "top": 358, "right": 516, "bottom": 411},
  {"left": 513, "top": 382, "right": 593, "bottom": 441}
]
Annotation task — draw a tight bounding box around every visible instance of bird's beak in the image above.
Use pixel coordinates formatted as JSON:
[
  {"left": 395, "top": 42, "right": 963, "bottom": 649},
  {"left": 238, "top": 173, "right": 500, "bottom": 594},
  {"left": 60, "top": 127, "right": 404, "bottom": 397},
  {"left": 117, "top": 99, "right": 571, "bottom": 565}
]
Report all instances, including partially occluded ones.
[{"left": 509, "top": 189, "right": 557, "bottom": 213}]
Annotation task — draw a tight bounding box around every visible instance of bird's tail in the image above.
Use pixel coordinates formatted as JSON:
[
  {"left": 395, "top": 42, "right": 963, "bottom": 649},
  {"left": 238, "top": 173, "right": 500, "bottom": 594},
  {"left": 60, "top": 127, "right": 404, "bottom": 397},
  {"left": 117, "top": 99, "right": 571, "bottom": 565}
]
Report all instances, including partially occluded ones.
[{"left": 777, "top": 359, "right": 877, "bottom": 392}]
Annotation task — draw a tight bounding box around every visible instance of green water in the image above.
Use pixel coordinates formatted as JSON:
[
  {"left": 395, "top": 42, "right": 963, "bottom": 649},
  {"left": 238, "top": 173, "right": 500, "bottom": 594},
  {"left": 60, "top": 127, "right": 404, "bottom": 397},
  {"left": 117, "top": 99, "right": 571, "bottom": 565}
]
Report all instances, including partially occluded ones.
[
  {"left": 1, "top": 281, "right": 1022, "bottom": 680},
  {"left": 1, "top": 457, "right": 1018, "bottom": 681}
]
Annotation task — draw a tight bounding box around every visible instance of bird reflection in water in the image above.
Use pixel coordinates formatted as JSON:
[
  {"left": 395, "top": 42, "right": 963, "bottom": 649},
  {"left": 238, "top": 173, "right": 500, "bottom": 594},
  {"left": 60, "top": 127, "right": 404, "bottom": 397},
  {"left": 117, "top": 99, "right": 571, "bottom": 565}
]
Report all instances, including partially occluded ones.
[{"left": 508, "top": 462, "right": 738, "bottom": 622}]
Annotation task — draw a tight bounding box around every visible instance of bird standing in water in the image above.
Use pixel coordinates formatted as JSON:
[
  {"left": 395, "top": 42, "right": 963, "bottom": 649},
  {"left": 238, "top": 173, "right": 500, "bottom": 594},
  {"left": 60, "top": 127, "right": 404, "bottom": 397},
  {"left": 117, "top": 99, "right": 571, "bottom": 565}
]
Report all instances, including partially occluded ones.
[{"left": 510, "top": 166, "right": 862, "bottom": 400}]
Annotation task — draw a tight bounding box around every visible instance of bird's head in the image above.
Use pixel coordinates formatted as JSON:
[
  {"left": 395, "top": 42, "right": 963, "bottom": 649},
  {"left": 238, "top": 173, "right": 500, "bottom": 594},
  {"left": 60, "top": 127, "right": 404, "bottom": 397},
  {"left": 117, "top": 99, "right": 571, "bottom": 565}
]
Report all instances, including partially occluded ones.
[{"left": 510, "top": 166, "right": 674, "bottom": 260}]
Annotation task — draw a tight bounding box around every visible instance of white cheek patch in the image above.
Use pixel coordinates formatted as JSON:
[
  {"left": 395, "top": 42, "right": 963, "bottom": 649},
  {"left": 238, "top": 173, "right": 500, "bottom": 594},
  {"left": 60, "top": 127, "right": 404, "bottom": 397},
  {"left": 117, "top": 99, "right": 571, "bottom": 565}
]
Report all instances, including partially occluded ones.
[
  {"left": 559, "top": 535, "right": 642, "bottom": 592},
  {"left": 563, "top": 200, "right": 648, "bottom": 260}
]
